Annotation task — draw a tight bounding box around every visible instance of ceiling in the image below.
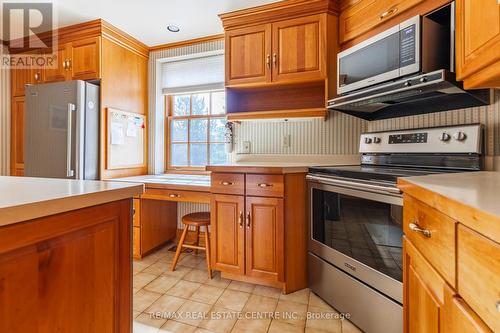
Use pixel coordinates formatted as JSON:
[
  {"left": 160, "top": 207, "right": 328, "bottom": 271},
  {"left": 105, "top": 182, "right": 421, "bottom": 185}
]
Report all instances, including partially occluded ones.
[{"left": 51, "top": 0, "right": 283, "bottom": 47}]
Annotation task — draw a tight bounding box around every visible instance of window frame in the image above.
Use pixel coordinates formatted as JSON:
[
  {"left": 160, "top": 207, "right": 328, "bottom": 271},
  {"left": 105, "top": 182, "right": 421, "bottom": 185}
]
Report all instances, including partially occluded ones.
[{"left": 165, "top": 90, "right": 227, "bottom": 172}]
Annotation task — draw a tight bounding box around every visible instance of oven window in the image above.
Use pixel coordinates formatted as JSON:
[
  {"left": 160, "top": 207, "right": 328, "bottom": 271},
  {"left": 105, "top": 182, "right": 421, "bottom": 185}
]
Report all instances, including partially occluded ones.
[
  {"left": 339, "top": 31, "right": 400, "bottom": 87},
  {"left": 312, "top": 188, "right": 403, "bottom": 282}
]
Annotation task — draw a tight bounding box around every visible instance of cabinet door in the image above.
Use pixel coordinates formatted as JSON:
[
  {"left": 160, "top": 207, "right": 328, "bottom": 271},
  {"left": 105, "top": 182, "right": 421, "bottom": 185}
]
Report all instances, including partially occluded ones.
[
  {"left": 211, "top": 194, "right": 245, "bottom": 275},
  {"left": 44, "top": 44, "right": 69, "bottom": 82},
  {"left": 272, "top": 15, "right": 326, "bottom": 82},
  {"left": 140, "top": 199, "right": 177, "bottom": 254},
  {"left": 456, "top": 0, "right": 500, "bottom": 88},
  {"left": 69, "top": 37, "right": 101, "bottom": 80},
  {"left": 225, "top": 24, "right": 271, "bottom": 86},
  {"left": 11, "top": 68, "right": 34, "bottom": 97},
  {"left": 404, "top": 237, "right": 445, "bottom": 333},
  {"left": 10, "top": 96, "right": 25, "bottom": 176},
  {"left": 245, "top": 196, "right": 284, "bottom": 281}
]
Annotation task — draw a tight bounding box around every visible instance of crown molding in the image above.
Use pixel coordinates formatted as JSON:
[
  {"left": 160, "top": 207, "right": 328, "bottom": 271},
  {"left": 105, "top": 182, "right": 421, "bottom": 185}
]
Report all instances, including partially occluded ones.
[{"left": 149, "top": 34, "right": 224, "bottom": 52}]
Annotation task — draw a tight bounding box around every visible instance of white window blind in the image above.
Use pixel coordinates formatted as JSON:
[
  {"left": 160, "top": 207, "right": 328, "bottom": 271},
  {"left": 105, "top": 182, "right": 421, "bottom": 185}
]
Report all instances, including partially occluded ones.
[{"left": 161, "top": 53, "right": 224, "bottom": 95}]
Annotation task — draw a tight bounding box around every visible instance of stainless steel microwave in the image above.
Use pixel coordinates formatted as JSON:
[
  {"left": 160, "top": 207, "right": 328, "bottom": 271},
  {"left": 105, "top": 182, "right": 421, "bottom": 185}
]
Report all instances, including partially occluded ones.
[{"left": 337, "top": 13, "right": 450, "bottom": 95}]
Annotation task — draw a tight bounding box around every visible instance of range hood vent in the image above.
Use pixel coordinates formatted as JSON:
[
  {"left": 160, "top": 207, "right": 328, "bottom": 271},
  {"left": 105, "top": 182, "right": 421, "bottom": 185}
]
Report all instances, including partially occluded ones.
[{"left": 328, "top": 70, "right": 490, "bottom": 121}]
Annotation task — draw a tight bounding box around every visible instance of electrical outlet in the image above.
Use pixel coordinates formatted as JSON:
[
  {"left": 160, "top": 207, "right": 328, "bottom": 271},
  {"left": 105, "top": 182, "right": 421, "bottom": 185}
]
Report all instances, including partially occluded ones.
[
  {"left": 282, "top": 134, "right": 291, "bottom": 149},
  {"left": 241, "top": 141, "right": 251, "bottom": 154}
]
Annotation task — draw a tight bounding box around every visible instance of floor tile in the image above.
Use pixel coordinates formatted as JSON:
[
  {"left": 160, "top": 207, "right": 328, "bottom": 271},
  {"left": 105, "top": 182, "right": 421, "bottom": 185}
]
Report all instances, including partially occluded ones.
[
  {"left": 308, "top": 292, "right": 333, "bottom": 310},
  {"left": 133, "top": 321, "right": 161, "bottom": 333},
  {"left": 133, "top": 310, "right": 141, "bottom": 319},
  {"left": 306, "top": 305, "right": 341, "bottom": 333},
  {"left": 190, "top": 284, "right": 225, "bottom": 305},
  {"left": 160, "top": 320, "right": 197, "bottom": 333},
  {"left": 143, "top": 261, "right": 171, "bottom": 276},
  {"left": 184, "top": 269, "right": 210, "bottom": 284},
  {"left": 144, "top": 276, "right": 179, "bottom": 294},
  {"left": 135, "top": 312, "right": 167, "bottom": 329},
  {"left": 134, "top": 260, "right": 152, "bottom": 273},
  {"left": 279, "top": 288, "right": 310, "bottom": 305},
  {"left": 205, "top": 271, "right": 231, "bottom": 289},
  {"left": 199, "top": 307, "right": 238, "bottom": 333},
  {"left": 227, "top": 280, "right": 256, "bottom": 293},
  {"left": 252, "top": 285, "right": 282, "bottom": 299},
  {"left": 194, "top": 328, "right": 216, "bottom": 333},
  {"left": 180, "top": 255, "right": 204, "bottom": 268},
  {"left": 134, "top": 272, "right": 159, "bottom": 290},
  {"left": 174, "top": 300, "right": 212, "bottom": 327},
  {"left": 163, "top": 265, "right": 193, "bottom": 279},
  {"left": 146, "top": 294, "right": 186, "bottom": 315},
  {"left": 231, "top": 316, "right": 271, "bottom": 333},
  {"left": 166, "top": 280, "right": 201, "bottom": 299},
  {"left": 134, "top": 289, "right": 163, "bottom": 312},
  {"left": 268, "top": 320, "right": 304, "bottom": 333},
  {"left": 215, "top": 289, "right": 251, "bottom": 311},
  {"left": 342, "top": 319, "right": 364, "bottom": 333},
  {"left": 275, "top": 299, "right": 308, "bottom": 327},
  {"left": 242, "top": 294, "right": 278, "bottom": 313}
]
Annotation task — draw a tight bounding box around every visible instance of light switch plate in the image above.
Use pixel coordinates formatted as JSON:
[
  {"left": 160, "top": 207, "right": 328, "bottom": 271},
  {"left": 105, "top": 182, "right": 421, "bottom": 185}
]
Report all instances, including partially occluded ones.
[{"left": 241, "top": 141, "right": 251, "bottom": 154}]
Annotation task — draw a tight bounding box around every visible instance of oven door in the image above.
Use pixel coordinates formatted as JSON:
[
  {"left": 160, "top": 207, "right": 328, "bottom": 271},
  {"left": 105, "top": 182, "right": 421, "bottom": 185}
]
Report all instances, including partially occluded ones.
[{"left": 308, "top": 178, "right": 403, "bottom": 303}]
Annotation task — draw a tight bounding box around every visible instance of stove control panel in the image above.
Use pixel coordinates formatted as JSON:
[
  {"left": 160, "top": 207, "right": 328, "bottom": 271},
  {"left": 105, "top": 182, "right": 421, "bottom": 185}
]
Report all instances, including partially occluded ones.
[{"left": 359, "top": 124, "right": 482, "bottom": 154}]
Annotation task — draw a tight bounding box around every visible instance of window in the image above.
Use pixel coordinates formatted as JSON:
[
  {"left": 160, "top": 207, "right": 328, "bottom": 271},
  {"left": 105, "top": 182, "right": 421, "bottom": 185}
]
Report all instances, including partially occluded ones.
[{"left": 167, "top": 90, "right": 227, "bottom": 169}]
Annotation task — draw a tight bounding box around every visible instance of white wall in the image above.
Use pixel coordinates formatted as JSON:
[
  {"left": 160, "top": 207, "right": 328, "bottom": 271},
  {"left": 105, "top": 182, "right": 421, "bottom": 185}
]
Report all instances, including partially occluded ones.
[{"left": 0, "top": 45, "right": 10, "bottom": 175}]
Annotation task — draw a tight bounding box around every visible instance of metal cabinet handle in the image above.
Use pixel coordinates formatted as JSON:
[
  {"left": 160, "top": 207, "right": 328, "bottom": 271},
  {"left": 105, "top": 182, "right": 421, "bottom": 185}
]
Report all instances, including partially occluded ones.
[
  {"left": 409, "top": 221, "right": 431, "bottom": 238},
  {"left": 34, "top": 72, "right": 40, "bottom": 81},
  {"left": 380, "top": 6, "right": 398, "bottom": 20},
  {"left": 220, "top": 181, "right": 233, "bottom": 186},
  {"left": 258, "top": 183, "right": 273, "bottom": 188},
  {"left": 169, "top": 193, "right": 180, "bottom": 198},
  {"left": 133, "top": 208, "right": 136, "bottom": 215},
  {"left": 238, "top": 211, "right": 243, "bottom": 228},
  {"left": 246, "top": 211, "right": 251, "bottom": 229},
  {"left": 496, "top": 301, "right": 500, "bottom": 313},
  {"left": 273, "top": 53, "right": 277, "bottom": 67},
  {"left": 66, "top": 58, "right": 72, "bottom": 70},
  {"left": 66, "top": 103, "right": 75, "bottom": 178},
  {"left": 266, "top": 54, "right": 271, "bottom": 69}
]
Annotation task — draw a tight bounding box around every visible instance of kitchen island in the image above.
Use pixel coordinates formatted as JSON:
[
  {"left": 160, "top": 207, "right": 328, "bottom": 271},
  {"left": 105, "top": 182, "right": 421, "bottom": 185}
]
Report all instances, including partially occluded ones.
[{"left": 0, "top": 176, "right": 143, "bottom": 333}]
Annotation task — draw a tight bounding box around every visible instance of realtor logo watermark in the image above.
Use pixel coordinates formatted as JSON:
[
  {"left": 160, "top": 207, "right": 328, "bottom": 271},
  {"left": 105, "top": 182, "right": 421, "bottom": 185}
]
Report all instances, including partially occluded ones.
[{"left": 1, "top": 1, "right": 58, "bottom": 68}]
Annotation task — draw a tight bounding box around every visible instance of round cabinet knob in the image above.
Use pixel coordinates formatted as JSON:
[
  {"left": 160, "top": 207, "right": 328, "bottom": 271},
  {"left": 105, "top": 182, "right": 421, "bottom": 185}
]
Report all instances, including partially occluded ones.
[
  {"left": 453, "top": 132, "right": 467, "bottom": 141},
  {"left": 364, "top": 137, "right": 373, "bottom": 144},
  {"left": 373, "top": 137, "right": 382, "bottom": 144},
  {"left": 439, "top": 133, "right": 451, "bottom": 142}
]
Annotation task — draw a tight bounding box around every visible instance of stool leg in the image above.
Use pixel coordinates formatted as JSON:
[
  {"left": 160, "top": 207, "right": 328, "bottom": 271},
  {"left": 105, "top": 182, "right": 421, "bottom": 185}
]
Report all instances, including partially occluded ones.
[
  {"left": 204, "top": 226, "right": 212, "bottom": 279},
  {"left": 195, "top": 226, "right": 200, "bottom": 255},
  {"left": 172, "top": 226, "right": 188, "bottom": 271}
]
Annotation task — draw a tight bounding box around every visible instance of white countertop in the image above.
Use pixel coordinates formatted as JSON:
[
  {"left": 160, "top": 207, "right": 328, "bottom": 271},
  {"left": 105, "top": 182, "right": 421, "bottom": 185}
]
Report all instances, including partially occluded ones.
[
  {"left": 0, "top": 176, "right": 144, "bottom": 227},
  {"left": 401, "top": 171, "right": 500, "bottom": 219}
]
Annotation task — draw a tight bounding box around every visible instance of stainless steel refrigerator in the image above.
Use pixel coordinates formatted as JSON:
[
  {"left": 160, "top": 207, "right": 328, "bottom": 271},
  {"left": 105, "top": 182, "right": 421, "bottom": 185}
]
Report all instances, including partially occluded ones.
[{"left": 25, "top": 80, "right": 100, "bottom": 179}]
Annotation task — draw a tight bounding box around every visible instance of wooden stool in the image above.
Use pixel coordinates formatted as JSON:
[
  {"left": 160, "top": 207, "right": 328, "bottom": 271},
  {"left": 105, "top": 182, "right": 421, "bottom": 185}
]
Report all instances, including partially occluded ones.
[{"left": 171, "top": 212, "right": 212, "bottom": 279}]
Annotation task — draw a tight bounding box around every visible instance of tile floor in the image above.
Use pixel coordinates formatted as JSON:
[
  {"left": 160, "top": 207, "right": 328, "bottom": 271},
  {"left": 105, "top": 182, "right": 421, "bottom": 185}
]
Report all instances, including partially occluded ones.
[{"left": 133, "top": 244, "right": 364, "bottom": 333}]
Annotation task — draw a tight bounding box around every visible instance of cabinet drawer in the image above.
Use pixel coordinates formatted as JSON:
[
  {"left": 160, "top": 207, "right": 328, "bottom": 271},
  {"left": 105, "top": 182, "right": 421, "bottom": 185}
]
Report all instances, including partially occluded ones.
[
  {"left": 246, "top": 174, "right": 284, "bottom": 197},
  {"left": 142, "top": 188, "right": 211, "bottom": 203},
  {"left": 133, "top": 199, "right": 141, "bottom": 227},
  {"left": 403, "top": 194, "right": 456, "bottom": 285},
  {"left": 457, "top": 224, "right": 500, "bottom": 333},
  {"left": 211, "top": 173, "right": 245, "bottom": 195}
]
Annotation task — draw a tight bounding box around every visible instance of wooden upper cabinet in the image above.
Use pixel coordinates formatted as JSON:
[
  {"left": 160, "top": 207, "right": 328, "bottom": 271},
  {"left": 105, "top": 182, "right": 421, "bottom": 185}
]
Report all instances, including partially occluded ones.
[
  {"left": 11, "top": 69, "right": 34, "bottom": 97},
  {"left": 226, "top": 24, "right": 271, "bottom": 86},
  {"left": 69, "top": 37, "right": 101, "bottom": 80},
  {"left": 456, "top": 0, "right": 500, "bottom": 88},
  {"left": 10, "top": 96, "right": 25, "bottom": 176},
  {"left": 404, "top": 238, "right": 445, "bottom": 333},
  {"left": 211, "top": 194, "right": 245, "bottom": 275},
  {"left": 43, "top": 44, "right": 69, "bottom": 83},
  {"left": 245, "top": 196, "right": 284, "bottom": 282},
  {"left": 272, "top": 15, "right": 326, "bottom": 82},
  {"left": 339, "top": 0, "right": 424, "bottom": 44}
]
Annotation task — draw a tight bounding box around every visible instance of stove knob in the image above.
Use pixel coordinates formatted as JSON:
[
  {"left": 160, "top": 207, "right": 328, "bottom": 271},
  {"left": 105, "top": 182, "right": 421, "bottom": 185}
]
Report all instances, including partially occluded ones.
[
  {"left": 453, "top": 132, "right": 467, "bottom": 141},
  {"left": 364, "top": 137, "right": 373, "bottom": 144},
  {"left": 420, "top": 76, "right": 428, "bottom": 83},
  {"left": 439, "top": 133, "right": 451, "bottom": 142},
  {"left": 404, "top": 80, "right": 412, "bottom": 87},
  {"left": 373, "top": 137, "right": 382, "bottom": 144}
]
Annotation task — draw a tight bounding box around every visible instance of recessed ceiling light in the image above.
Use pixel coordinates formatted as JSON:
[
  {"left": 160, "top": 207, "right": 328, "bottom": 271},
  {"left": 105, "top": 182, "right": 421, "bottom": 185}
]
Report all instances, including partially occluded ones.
[{"left": 167, "top": 25, "right": 180, "bottom": 33}]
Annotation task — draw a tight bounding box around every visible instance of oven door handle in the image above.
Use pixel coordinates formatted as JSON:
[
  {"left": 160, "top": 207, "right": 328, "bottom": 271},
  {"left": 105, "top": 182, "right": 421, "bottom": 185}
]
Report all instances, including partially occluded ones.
[{"left": 306, "top": 175, "right": 402, "bottom": 195}]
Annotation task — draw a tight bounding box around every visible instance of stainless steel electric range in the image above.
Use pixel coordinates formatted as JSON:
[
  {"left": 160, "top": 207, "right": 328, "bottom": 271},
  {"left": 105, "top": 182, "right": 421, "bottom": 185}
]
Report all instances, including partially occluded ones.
[{"left": 307, "top": 124, "right": 483, "bottom": 333}]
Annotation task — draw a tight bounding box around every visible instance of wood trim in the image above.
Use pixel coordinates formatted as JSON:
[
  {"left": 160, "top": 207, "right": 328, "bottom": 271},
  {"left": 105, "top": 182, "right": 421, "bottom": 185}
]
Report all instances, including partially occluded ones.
[
  {"left": 206, "top": 165, "right": 310, "bottom": 174},
  {"left": 101, "top": 20, "right": 149, "bottom": 58},
  {"left": 149, "top": 34, "right": 224, "bottom": 52},
  {"left": 227, "top": 108, "right": 327, "bottom": 121},
  {"left": 219, "top": 0, "right": 341, "bottom": 30}
]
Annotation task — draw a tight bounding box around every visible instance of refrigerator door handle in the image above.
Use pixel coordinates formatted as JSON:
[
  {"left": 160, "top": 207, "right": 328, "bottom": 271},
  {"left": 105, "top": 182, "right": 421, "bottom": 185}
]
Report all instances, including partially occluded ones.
[{"left": 66, "top": 103, "right": 75, "bottom": 178}]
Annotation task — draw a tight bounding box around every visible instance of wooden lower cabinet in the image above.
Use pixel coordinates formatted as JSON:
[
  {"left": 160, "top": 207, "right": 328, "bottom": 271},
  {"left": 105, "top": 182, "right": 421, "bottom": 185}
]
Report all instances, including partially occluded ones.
[
  {"left": 245, "top": 196, "right": 284, "bottom": 281},
  {"left": 137, "top": 199, "right": 177, "bottom": 256},
  {"left": 211, "top": 194, "right": 245, "bottom": 275},
  {"left": 0, "top": 199, "right": 132, "bottom": 333},
  {"left": 10, "top": 96, "right": 25, "bottom": 176}
]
